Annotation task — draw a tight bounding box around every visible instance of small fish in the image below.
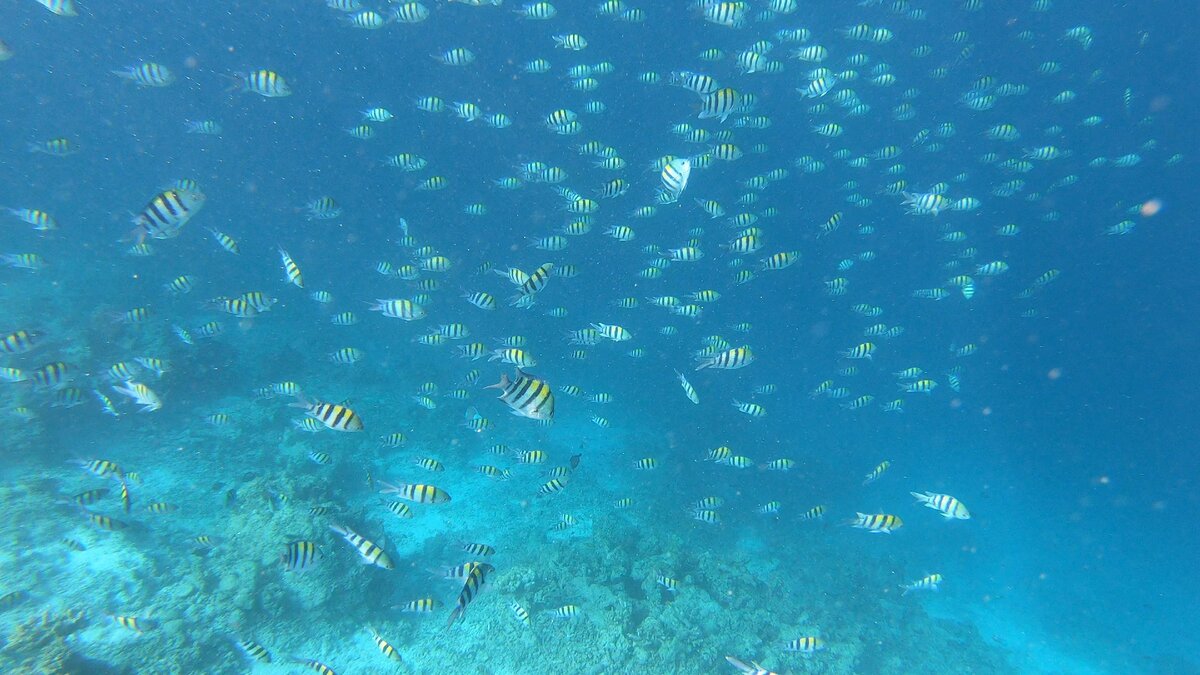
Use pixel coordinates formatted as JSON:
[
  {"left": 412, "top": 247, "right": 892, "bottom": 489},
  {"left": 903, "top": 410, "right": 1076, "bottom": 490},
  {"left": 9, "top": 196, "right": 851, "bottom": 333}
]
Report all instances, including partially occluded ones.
[
  {"left": 378, "top": 481, "right": 451, "bottom": 504},
  {"left": 446, "top": 562, "right": 494, "bottom": 628},
  {"left": 849, "top": 512, "right": 903, "bottom": 533},
  {"left": 783, "top": 636, "right": 825, "bottom": 657},
  {"left": 397, "top": 597, "right": 441, "bottom": 613},
  {"left": 676, "top": 370, "right": 700, "bottom": 404},
  {"left": 511, "top": 601, "right": 531, "bottom": 626},
  {"left": 112, "top": 381, "right": 161, "bottom": 412},
  {"left": 862, "top": 460, "right": 891, "bottom": 485},
  {"left": 281, "top": 540, "right": 322, "bottom": 572},
  {"left": 329, "top": 524, "right": 393, "bottom": 570},
  {"left": 910, "top": 491, "right": 971, "bottom": 520},
  {"left": 278, "top": 247, "right": 304, "bottom": 288},
  {"left": 486, "top": 369, "right": 555, "bottom": 420},
  {"left": 232, "top": 636, "right": 272, "bottom": 663},
  {"left": 292, "top": 399, "right": 364, "bottom": 432},
  {"left": 901, "top": 573, "right": 943, "bottom": 595},
  {"left": 366, "top": 626, "right": 403, "bottom": 662}
]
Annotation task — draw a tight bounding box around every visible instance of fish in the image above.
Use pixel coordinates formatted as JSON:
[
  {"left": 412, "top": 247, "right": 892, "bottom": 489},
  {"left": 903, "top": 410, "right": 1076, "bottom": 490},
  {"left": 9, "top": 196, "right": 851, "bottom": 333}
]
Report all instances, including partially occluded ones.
[
  {"left": 378, "top": 481, "right": 451, "bottom": 504},
  {"left": 783, "top": 636, "right": 825, "bottom": 657},
  {"left": 289, "top": 658, "right": 336, "bottom": 675},
  {"left": 231, "top": 636, "right": 272, "bottom": 663},
  {"left": 112, "top": 381, "right": 162, "bottom": 412},
  {"left": 849, "top": 512, "right": 903, "bottom": 534},
  {"left": 278, "top": 247, "right": 304, "bottom": 288},
  {"left": 511, "top": 601, "right": 531, "bottom": 626},
  {"left": 129, "top": 189, "right": 206, "bottom": 242},
  {"left": 397, "top": 597, "right": 441, "bottom": 613},
  {"left": 113, "top": 62, "right": 175, "bottom": 87},
  {"left": 291, "top": 399, "right": 364, "bottom": 432},
  {"left": 695, "top": 346, "right": 754, "bottom": 370},
  {"left": 910, "top": 491, "right": 971, "bottom": 520},
  {"left": 863, "top": 460, "right": 891, "bottom": 485},
  {"left": 901, "top": 573, "right": 944, "bottom": 595},
  {"left": 234, "top": 69, "right": 292, "bottom": 97},
  {"left": 329, "top": 524, "right": 393, "bottom": 570},
  {"left": 725, "top": 656, "right": 778, "bottom": 675},
  {"left": 486, "top": 369, "right": 555, "bottom": 421},
  {"left": 366, "top": 626, "right": 402, "bottom": 661},
  {"left": 280, "top": 540, "right": 322, "bottom": 572},
  {"left": 676, "top": 370, "right": 700, "bottom": 404},
  {"left": 446, "top": 562, "right": 494, "bottom": 628}
]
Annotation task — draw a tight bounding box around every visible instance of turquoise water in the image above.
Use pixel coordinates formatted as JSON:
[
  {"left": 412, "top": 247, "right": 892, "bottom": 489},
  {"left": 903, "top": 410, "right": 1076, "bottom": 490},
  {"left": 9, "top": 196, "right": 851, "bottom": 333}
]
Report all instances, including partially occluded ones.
[{"left": 1, "top": 1, "right": 1196, "bottom": 673}]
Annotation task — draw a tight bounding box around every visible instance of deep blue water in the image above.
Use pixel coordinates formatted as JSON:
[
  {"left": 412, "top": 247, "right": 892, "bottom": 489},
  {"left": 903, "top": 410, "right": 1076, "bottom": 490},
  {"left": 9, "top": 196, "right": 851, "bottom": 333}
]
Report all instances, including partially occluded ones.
[{"left": 1, "top": 0, "right": 1196, "bottom": 673}]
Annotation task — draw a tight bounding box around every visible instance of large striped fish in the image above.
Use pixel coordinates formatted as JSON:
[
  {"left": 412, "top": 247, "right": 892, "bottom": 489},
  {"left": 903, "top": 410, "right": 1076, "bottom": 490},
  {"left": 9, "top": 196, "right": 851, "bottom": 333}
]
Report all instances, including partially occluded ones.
[
  {"left": 658, "top": 158, "right": 691, "bottom": 203},
  {"left": 329, "top": 524, "right": 393, "bottom": 570},
  {"left": 129, "top": 189, "right": 206, "bottom": 242},
  {"left": 291, "top": 398, "right": 364, "bottom": 431},
  {"left": 486, "top": 370, "right": 555, "bottom": 421},
  {"left": 447, "top": 562, "right": 494, "bottom": 628}
]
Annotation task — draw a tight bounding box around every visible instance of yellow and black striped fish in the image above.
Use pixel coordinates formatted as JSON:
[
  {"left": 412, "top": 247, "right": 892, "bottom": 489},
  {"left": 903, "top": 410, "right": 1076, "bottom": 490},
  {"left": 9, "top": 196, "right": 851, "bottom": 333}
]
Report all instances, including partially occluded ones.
[
  {"left": 278, "top": 247, "right": 303, "bottom": 288},
  {"left": 130, "top": 189, "right": 205, "bottom": 241},
  {"left": 518, "top": 263, "right": 553, "bottom": 296},
  {"left": 486, "top": 370, "right": 555, "bottom": 421},
  {"left": 232, "top": 637, "right": 272, "bottom": 663},
  {"left": 111, "top": 615, "right": 151, "bottom": 633},
  {"left": 280, "top": 540, "right": 322, "bottom": 572},
  {"left": 849, "top": 512, "right": 903, "bottom": 533},
  {"left": 398, "top": 597, "right": 441, "bottom": 613},
  {"left": 86, "top": 511, "right": 127, "bottom": 531},
  {"left": 32, "top": 361, "right": 71, "bottom": 387},
  {"left": 379, "top": 481, "right": 450, "bottom": 504},
  {"left": 0, "top": 329, "right": 40, "bottom": 354},
  {"left": 367, "top": 626, "right": 402, "bottom": 661},
  {"left": 73, "top": 488, "right": 110, "bottom": 505},
  {"left": 294, "top": 400, "right": 364, "bottom": 432},
  {"left": 236, "top": 69, "right": 292, "bottom": 97},
  {"left": 447, "top": 562, "right": 494, "bottom": 628},
  {"left": 695, "top": 346, "right": 754, "bottom": 371},
  {"left": 290, "top": 658, "right": 336, "bottom": 675},
  {"left": 329, "top": 524, "right": 393, "bottom": 570}
]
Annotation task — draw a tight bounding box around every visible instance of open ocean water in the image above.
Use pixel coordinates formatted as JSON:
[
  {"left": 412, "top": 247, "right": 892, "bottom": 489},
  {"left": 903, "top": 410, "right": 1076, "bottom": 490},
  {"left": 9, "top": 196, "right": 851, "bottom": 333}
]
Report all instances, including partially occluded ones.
[{"left": 0, "top": 0, "right": 1196, "bottom": 673}]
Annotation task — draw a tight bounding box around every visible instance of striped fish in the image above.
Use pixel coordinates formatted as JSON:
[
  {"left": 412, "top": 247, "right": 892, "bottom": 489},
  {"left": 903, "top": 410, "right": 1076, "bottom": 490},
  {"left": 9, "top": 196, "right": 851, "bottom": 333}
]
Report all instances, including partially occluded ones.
[
  {"left": 447, "top": 562, "right": 494, "bottom": 628},
  {"left": 695, "top": 346, "right": 754, "bottom": 371},
  {"left": 236, "top": 69, "right": 292, "bottom": 97},
  {"left": 113, "top": 62, "right": 175, "bottom": 87},
  {"left": 329, "top": 524, "right": 393, "bottom": 570},
  {"left": 675, "top": 370, "right": 700, "bottom": 404},
  {"left": 367, "top": 626, "right": 402, "bottom": 661},
  {"left": 232, "top": 636, "right": 272, "bottom": 663},
  {"left": 398, "top": 597, "right": 441, "bottom": 613},
  {"left": 294, "top": 400, "right": 364, "bottom": 432},
  {"left": 35, "top": 0, "right": 79, "bottom": 17},
  {"left": 849, "top": 512, "right": 903, "bottom": 533},
  {"left": 699, "top": 87, "right": 740, "bottom": 121},
  {"left": 130, "top": 189, "right": 206, "bottom": 241},
  {"left": 278, "top": 247, "right": 303, "bottom": 288},
  {"left": 0, "top": 329, "right": 40, "bottom": 354},
  {"left": 658, "top": 158, "right": 691, "bottom": 203},
  {"left": 901, "top": 573, "right": 943, "bottom": 595},
  {"left": 290, "top": 658, "right": 336, "bottom": 675},
  {"left": 862, "top": 460, "right": 891, "bottom": 485},
  {"left": 910, "top": 491, "right": 970, "bottom": 520},
  {"left": 378, "top": 481, "right": 451, "bottom": 504},
  {"left": 784, "top": 636, "right": 825, "bottom": 656},
  {"left": 281, "top": 540, "right": 321, "bottom": 572},
  {"left": 486, "top": 370, "right": 555, "bottom": 421},
  {"left": 511, "top": 601, "right": 531, "bottom": 626},
  {"left": 519, "top": 263, "right": 554, "bottom": 296}
]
